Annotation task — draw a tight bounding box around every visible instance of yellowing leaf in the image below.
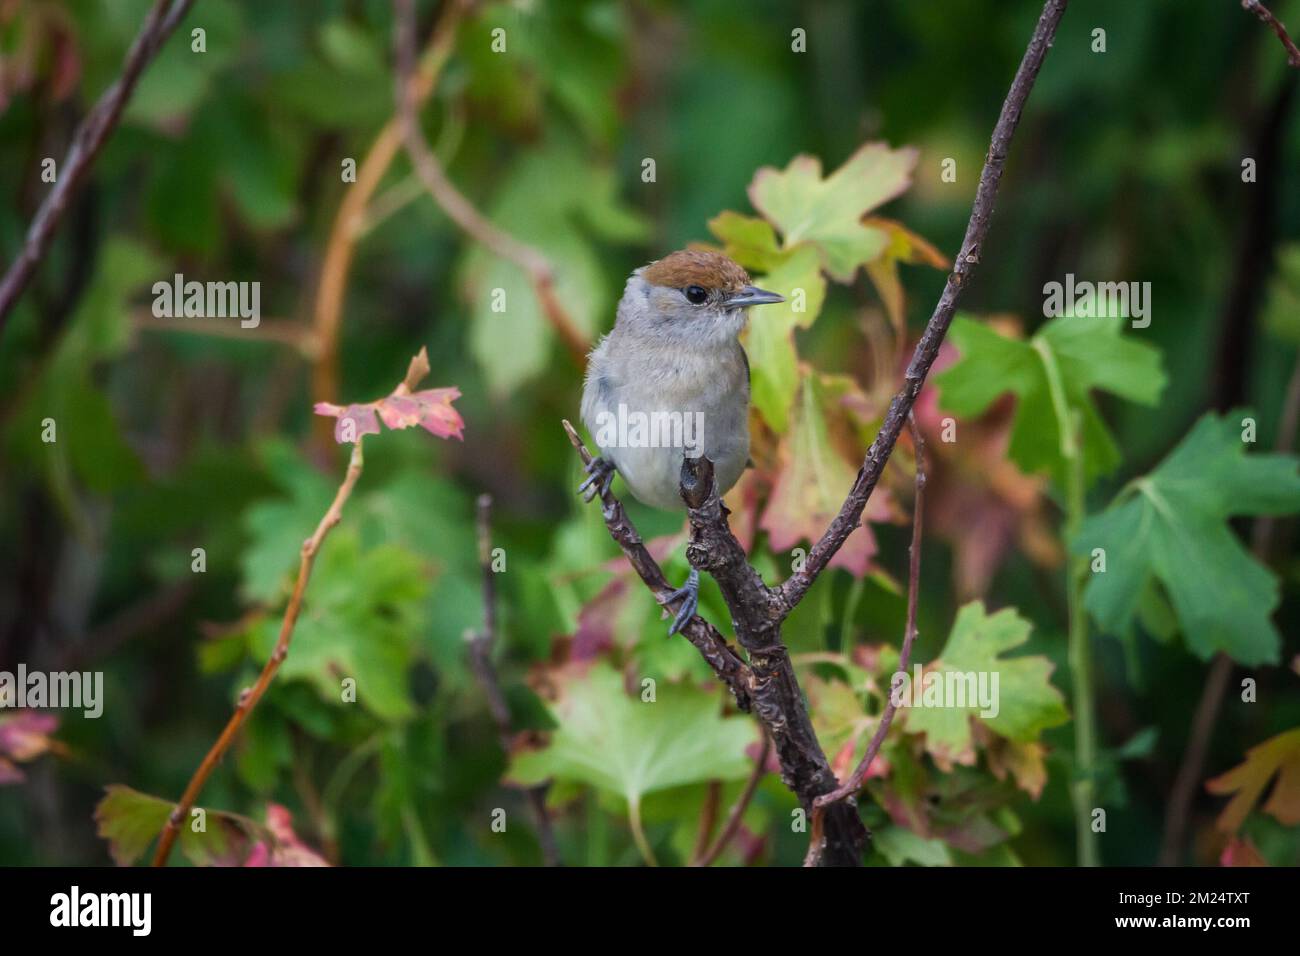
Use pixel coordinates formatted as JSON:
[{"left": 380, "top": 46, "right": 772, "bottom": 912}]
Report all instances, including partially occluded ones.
[
  {"left": 748, "top": 142, "right": 918, "bottom": 282},
  {"left": 863, "top": 216, "right": 949, "bottom": 335},
  {"left": 759, "top": 371, "right": 888, "bottom": 576},
  {"left": 742, "top": 246, "right": 826, "bottom": 431},
  {"left": 1206, "top": 727, "right": 1300, "bottom": 833},
  {"left": 94, "top": 785, "right": 256, "bottom": 867},
  {"left": 707, "top": 211, "right": 792, "bottom": 273},
  {"left": 903, "top": 602, "right": 1068, "bottom": 768}
]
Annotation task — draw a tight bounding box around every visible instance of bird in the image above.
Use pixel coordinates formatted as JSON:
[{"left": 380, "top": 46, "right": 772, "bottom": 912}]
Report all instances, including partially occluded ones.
[{"left": 578, "top": 248, "right": 783, "bottom": 635}]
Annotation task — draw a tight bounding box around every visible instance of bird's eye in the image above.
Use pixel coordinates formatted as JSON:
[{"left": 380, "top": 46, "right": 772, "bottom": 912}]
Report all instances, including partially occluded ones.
[{"left": 683, "top": 285, "right": 708, "bottom": 305}]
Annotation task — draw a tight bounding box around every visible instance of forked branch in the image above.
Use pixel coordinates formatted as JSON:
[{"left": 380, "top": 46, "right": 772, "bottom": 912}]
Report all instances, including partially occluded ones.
[
  {"left": 393, "top": 0, "right": 588, "bottom": 366},
  {"left": 564, "top": 0, "right": 1069, "bottom": 866}
]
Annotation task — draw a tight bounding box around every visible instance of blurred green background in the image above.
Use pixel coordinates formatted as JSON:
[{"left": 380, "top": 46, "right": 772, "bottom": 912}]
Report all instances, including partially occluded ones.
[{"left": 1, "top": 0, "right": 1299, "bottom": 867}]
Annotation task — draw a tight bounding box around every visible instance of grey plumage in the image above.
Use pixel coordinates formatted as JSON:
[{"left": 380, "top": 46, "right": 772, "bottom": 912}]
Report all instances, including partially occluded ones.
[{"left": 580, "top": 251, "right": 781, "bottom": 511}]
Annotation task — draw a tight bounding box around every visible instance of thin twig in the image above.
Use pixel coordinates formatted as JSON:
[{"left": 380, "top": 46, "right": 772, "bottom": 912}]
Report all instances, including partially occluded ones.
[
  {"left": 561, "top": 421, "right": 755, "bottom": 710},
  {"left": 0, "top": 0, "right": 197, "bottom": 334},
  {"left": 393, "top": 0, "right": 589, "bottom": 368},
  {"left": 803, "top": 416, "right": 925, "bottom": 867},
  {"left": 466, "top": 494, "right": 562, "bottom": 866},
  {"left": 151, "top": 352, "right": 431, "bottom": 866},
  {"left": 678, "top": 454, "right": 868, "bottom": 865},
  {"left": 311, "top": 0, "right": 463, "bottom": 439},
  {"left": 152, "top": 442, "right": 364, "bottom": 867},
  {"left": 564, "top": 0, "right": 1068, "bottom": 866},
  {"left": 777, "top": 0, "right": 1071, "bottom": 614},
  {"left": 135, "top": 310, "right": 319, "bottom": 357},
  {"left": 1242, "top": 0, "right": 1300, "bottom": 66},
  {"left": 692, "top": 728, "right": 771, "bottom": 867}
]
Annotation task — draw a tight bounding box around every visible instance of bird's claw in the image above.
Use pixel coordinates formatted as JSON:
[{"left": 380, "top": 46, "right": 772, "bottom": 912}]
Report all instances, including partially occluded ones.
[
  {"left": 664, "top": 568, "right": 700, "bottom": 636},
  {"left": 577, "top": 456, "right": 616, "bottom": 503}
]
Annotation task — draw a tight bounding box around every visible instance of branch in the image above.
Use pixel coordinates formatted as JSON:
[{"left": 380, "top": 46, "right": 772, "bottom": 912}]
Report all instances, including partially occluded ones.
[
  {"left": 804, "top": 416, "right": 926, "bottom": 867},
  {"left": 152, "top": 443, "right": 363, "bottom": 867},
  {"left": 311, "top": 0, "right": 462, "bottom": 437},
  {"left": 1242, "top": 0, "right": 1300, "bottom": 67},
  {"left": 677, "top": 455, "right": 866, "bottom": 865},
  {"left": 393, "top": 0, "right": 588, "bottom": 368},
  {"left": 778, "top": 0, "right": 1071, "bottom": 613},
  {"left": 561, "top": 422, "right": 754, "bottom": 710},
  {"left": 466, "top": 494, "right": 562, "bottom": 867},
  {"left": 151, "top": 353, "right": 430, "bottom": 867},
  {"left": 692, "top": 728, "right": 771, "bottom": 867},
  {"left": 564, "top": 0, "right": 1068, "bottom": 866},
  {"left": 0, "top": 0, "right": 197, "bottom": 335}
]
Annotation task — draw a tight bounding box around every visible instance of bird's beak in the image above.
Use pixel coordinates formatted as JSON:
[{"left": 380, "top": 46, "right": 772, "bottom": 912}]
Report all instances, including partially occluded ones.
[{"left": 724, "top": 285, "right": 785, "bottom": 309}]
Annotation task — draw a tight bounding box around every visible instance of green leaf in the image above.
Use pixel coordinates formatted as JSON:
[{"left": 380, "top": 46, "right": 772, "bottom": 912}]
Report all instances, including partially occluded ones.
[
  {"left": 240, "top": 443, "right": 335, "bottom": 604},
  {"left": 872, "top": 826, "right": 953, "bottom": 866},
  {"left": 248, "top": 531, "right": 430, "bottom": 721},
  {"left": 4, "top": 238, "right": 158, "bottom": 502},
  {"left": 506, "top": 661, "right": 757, "bottom": 817},
  {"left": 707, "top": 211, "right": 793, "bottom": 273},
  {"left": 459, "top": 143, "right": 648, "bottom": 395},
  {"left": 123, "top": 0, "right": 242, "bottom": 127},
  {"left": 94, "top": 785, "right": 257, "bottom": 867},
  {"left": 747, "top": 142, "right": 917, "bottom": 282},
  {"left": 904, "top": 602, "right": 1069, "bottom": 768},
  {"left": 1075, "top": 413, "right": 1300, "bottom": 665},
  {"left": 934, "top": 313, "right": 1166, "bottom": 485}
]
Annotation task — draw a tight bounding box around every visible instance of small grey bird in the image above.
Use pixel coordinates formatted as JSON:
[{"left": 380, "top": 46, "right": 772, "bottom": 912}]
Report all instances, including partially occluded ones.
[{"left": 579, "top": 249, "right": 783, "bottom": 634}]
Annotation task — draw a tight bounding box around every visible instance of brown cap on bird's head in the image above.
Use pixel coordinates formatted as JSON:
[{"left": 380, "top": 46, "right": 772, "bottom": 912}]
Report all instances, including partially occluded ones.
[
  {"left": 640, "top": 248, "right": 783, "bottom": 309},
  {"left": 642, "top": 249, "right": 752, "bottom": 294}
]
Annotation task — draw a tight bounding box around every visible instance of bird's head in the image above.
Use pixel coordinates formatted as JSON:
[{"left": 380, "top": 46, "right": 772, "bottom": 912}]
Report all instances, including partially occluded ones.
[{"left": 617, "top": 249, "right": 784, "bottom": 346}]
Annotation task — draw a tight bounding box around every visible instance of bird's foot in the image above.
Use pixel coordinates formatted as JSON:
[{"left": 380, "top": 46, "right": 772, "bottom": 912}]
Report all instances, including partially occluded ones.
[
  {"left": 577, "top": 456, "right": 617, "bottom": 503},
  {"left": 664, "top": 568, "right": 700, "bottom": 636}
]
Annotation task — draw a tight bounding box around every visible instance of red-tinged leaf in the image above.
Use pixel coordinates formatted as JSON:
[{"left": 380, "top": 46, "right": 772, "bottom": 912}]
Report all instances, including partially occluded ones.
[
  {"left": 759, "top": 372, "right": 891, "bottom": 577},
  {"left": 313, "top": 402, "right": 381, "bottom": 445},
  {"left": 979, "top": 729, "right": 1049, "bottom": 800},
  {"left": 600, "top": 527, "right": 685, "bottom": 575},
  {"left": 1206, "top": 727, "right": 1300, "bottom": 833},
  {"left": 722, "top": 469, "right": 764, "bottom": 552},
  {"left": 0, "top": 710, "right": 58, "bottom": 762},
  {"left": 375, "top": 388, "right": 464, "bottom": 440},
  {"left": 312, "top": 350, "right": 462, "bottom": 445},
  {"left": 243, "top": 805, "right": 329, "bottom": 867},
  {"left": 913, "top": 333, "right": 1060, "bottom": 599},
  {"left": 571, "top": 577, "right": 627, "bottom": 661},
  {"left": 410, "top": 387, "right": 464, "bottom": 439},
  {"left": 732, "top": 824, "right": 767, "bottom": 866},
  {"left": 1220, "top": 837, "right": 1268, "bottom": 867}
]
